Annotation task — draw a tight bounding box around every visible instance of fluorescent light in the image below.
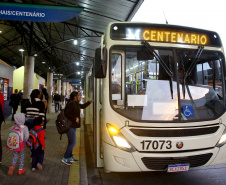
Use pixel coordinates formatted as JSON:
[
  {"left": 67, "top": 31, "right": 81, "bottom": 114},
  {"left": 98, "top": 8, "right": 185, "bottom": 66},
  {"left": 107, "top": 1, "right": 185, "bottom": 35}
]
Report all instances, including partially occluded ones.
[
  {"left": 76, "top": 62, "right": 79, "bottom": 66},
  {"left": 42, "top": 62, "right": 46, "bottom": 64},
  {"left": 73, "top": 39, "right": 78, "bottom": 45},
  {"left": 19, "top": 49, "right": 24, "bottom": 52}
]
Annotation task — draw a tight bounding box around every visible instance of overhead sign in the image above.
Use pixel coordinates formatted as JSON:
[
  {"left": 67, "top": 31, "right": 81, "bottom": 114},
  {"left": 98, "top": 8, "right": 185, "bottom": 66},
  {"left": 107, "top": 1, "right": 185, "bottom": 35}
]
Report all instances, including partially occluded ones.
[
  {"left": 0, "top": 2, "right": 84, "bottom": 22},
  {"left": 62, "top": 79, "right": 81, "bottom": 83}
]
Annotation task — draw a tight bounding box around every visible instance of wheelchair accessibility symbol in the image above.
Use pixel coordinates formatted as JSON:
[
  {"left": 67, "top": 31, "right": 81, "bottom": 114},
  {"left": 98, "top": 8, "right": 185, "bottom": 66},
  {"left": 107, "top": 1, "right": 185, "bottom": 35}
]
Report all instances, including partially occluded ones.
[{"left": 183, "top": 105, "right": 194, "bottom": 117}]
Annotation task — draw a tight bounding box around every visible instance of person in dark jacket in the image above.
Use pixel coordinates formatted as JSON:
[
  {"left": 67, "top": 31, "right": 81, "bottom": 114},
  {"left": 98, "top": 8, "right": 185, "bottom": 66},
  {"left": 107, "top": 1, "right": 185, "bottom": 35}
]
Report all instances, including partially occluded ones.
[
  {"left": 53, "top": 92, "right": 61, "bottom": 113},
  {"left": 18, "top": 90, "right": 23, "bottom": 99},
  {"left": 40, "top": 88, "right": 49, "bottom": 129},
  {"left": 10, "top": 89, "right": 22, "bottom": 121},
  {"left": 62, "top": 91, "right": 93, "bottom": 165}
]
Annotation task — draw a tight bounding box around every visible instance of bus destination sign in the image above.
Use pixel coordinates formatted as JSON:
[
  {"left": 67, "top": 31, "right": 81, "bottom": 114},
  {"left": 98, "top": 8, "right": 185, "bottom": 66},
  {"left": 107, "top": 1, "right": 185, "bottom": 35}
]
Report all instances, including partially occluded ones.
[
  {"left": 110, "top": 23, "right": 222, "bottom": 47},
  {"left": 125, "top": 28, "right": 209, "bottom": 45}
]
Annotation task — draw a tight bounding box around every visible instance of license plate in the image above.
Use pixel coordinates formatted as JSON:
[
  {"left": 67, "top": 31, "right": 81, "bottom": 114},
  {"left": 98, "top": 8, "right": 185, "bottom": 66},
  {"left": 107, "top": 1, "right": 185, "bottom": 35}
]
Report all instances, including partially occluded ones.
[{"left": 167, "top": 164, "right": 189, "bottom": 172}]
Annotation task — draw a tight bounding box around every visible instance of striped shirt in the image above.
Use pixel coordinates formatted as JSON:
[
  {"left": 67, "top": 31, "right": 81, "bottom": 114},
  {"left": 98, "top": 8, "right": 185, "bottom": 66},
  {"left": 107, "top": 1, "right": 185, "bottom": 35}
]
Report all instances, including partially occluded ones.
[{"left": 25, "top": 98, "right": 45, "bottom": 120}]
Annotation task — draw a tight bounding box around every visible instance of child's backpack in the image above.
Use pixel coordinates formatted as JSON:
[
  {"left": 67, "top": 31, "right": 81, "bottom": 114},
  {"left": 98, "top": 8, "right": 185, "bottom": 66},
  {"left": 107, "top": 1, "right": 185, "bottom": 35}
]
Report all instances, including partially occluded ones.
[
  {"left": 56, "top": 109, "right": 72, "bottom": 140},
  {"left": 26, "top": 128, "right": 43, "bottom": 150},
  {"left": 6, "top": 125, "right": 25, "bottom": 152}
]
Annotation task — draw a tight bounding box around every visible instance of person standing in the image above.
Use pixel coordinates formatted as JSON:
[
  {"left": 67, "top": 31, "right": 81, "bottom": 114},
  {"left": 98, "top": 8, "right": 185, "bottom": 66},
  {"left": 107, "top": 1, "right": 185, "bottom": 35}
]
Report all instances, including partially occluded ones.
[
  {"left": 40, "top": 88, "right": 49, "bottom": 129},
  {"left": 24, "top": 89, "right": 45, "bottom": 130},
  {"left": 31, "top": 116, "right": 45, "bottom": 171},
  {"left": 65, "top": 93, "right": 69, "bottom": 105},
  {"left": 53, "top": 91, "right": 61, "bottom": 113},
  {"left": 61, "top": 91, "right": 93, "bottom": 165},
  {"left": 7, "top": 113, "right": 29, "bottom": 175},
  {"left": 10, "top": 89, "right": 22, "bottom": 121},
  {"left": 18, "top": 90, "right": 23, "bottom": 99},
  {"left": 0, "top": 92, "right": 4, "bottom": 166}
]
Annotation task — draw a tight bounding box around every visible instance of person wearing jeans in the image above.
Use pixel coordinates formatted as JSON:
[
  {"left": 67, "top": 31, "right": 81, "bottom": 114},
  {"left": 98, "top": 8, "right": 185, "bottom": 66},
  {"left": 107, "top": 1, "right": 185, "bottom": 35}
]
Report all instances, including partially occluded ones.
[
  {"left": 62, "top": 91, "right": 93, "bottom": 165},
  {"left": 63, "top": 128, "right": 77, "bottom": 160},
  {"left": 53, "top": 92, "right": 61, "bottom": 113}
]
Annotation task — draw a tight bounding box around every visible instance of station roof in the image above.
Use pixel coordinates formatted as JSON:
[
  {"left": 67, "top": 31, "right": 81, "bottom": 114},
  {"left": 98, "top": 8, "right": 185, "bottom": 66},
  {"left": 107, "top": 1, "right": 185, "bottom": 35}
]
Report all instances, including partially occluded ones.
[{"left": 0, "top": 0, "right": 143, "bottom": 83}]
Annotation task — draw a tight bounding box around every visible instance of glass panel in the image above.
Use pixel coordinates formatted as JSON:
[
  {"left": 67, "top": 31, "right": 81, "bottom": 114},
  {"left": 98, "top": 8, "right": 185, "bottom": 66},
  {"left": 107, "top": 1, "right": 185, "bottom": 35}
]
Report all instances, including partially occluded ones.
[
  {"left": 177, "top": 50, "right": 225, "bottom": 120},
  {"left": 111, "top": 54, "right": 122, "bottom": 104},
  {"left": 111, "top": 46, "right": 179, "bottom": 121},
  {"left": 110, "top": 46, "right": 225, "bottom": 122}
]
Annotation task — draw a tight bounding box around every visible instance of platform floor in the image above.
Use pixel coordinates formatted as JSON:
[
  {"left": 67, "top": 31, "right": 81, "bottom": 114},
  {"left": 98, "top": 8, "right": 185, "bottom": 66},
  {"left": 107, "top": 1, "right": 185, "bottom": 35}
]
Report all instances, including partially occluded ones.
[{"left": 0, "top": 105, "right": 86, "bottom": 185}]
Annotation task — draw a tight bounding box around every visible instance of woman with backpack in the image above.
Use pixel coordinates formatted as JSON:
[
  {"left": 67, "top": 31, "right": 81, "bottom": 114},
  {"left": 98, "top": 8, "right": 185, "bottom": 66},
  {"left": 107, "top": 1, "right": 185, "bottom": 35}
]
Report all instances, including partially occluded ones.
[
  {"left": 7, "top": 113, "right": 29, "bottom": 175},
  {"left": 62, "top": 91, "right": 93, "bottom": 165},
  {"left": 25, "top": 89, "right": 46, "bottom": 130}
]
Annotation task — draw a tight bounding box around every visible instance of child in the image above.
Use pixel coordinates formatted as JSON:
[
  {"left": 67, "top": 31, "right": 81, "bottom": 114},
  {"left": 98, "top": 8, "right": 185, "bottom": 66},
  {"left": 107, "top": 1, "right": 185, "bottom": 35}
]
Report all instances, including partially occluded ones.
[
  {"left": 31, "top": 116, "right": 45, "bottom": 171},
  {"left": 7, "top": 113, "right": 29, "bottom": 175}
]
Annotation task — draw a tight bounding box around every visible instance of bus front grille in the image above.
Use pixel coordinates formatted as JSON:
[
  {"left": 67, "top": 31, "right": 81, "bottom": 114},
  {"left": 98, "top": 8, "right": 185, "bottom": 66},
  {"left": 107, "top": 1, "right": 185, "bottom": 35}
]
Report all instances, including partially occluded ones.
[
  {"left": 130, "top": 126, "right": 219, "bottom": 137},
  {"left": 141, "top": 153, "right": 213, "bottom": 170}
]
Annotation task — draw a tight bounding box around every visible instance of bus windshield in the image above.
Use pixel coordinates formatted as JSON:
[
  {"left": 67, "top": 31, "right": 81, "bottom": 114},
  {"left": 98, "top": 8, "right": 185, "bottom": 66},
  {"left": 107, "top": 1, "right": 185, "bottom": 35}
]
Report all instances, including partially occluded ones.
[{"left": 110, "top": 45, "right": 226, "bottom": 122}]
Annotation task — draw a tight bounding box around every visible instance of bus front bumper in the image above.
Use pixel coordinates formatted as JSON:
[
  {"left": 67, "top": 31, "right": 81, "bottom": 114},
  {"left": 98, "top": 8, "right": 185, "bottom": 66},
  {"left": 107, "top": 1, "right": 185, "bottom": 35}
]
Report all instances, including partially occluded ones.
[{"left": 103, "top": 142, "right": 226, "bottom": 172}]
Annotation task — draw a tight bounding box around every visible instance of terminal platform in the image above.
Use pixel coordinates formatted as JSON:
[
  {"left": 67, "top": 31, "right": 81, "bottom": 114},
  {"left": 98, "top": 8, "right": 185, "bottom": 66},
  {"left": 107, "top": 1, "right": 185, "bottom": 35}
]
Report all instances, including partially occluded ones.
[{"left": 0, "top": 105, "right": 88, "bottom": 185}]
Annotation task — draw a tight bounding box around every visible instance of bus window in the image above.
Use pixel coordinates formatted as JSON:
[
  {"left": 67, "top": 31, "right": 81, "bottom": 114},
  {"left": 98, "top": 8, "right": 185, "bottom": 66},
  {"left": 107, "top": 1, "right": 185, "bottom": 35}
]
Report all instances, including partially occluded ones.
[
  {"left": 178, "top": 50, "right": 225, "bottom": 120},
  {"left": 111, "top": 53, "right": 122, "bottom": 104}
]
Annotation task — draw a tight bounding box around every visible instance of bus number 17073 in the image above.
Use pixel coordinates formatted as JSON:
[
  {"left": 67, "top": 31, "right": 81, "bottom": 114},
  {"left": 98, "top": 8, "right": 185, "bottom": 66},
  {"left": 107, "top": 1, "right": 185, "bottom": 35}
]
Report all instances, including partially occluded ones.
[{"left": 140, "top": 140, "right": 172, "bottom": 150}]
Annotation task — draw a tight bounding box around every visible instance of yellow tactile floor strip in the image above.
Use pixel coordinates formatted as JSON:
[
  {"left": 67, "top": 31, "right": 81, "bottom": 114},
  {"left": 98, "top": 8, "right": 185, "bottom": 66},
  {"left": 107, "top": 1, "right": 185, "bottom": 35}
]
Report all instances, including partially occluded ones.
[{"left": 68, "top": 128, "right": 80, "bottom": 185}]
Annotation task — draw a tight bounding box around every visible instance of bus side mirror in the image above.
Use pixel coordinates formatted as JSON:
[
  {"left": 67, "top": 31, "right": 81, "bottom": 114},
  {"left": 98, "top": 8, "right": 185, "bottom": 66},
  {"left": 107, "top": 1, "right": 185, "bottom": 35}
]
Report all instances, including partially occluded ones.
[
  {"left": 94, "top": 47, "right": 107, "bottom": 78},
  {"left": 137, "top": 50, "right": 154, "bottom": 60}
]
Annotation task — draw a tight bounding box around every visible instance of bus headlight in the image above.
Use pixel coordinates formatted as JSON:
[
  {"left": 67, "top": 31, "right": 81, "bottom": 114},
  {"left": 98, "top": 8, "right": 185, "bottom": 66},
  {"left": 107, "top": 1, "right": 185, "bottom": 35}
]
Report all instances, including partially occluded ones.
[
  {"left": 106, "top": 123, "right": 136, "bottom": 152},
  {"left": 216, "top": 128, "right": 226, "bottom": 147}
]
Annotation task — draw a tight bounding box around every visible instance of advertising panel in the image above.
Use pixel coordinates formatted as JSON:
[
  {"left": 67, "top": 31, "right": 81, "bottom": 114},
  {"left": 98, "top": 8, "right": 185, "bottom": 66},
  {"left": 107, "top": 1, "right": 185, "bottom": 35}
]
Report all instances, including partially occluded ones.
[{"left": 4, "top": 78, "right": 8, "bottom": 100}]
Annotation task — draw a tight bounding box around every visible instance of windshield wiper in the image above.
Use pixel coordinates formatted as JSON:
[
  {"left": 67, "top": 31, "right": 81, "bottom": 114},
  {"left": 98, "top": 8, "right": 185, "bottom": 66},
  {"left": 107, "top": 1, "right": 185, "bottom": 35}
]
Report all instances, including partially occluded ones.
[
  {"left": 168, "top": 55, "right": 174, "bottom": 99},
  {"left": 184, "top": 45, "right": 204, "bottom": 82},
  {"left": 142, "top": 41, "right": 173, "bottom": 77},
  {"left": 141, "top": 41, "right": 174, "bottom": 99},
  {"left": 182, "top": 45, "right": 204, "bottom": 99}
]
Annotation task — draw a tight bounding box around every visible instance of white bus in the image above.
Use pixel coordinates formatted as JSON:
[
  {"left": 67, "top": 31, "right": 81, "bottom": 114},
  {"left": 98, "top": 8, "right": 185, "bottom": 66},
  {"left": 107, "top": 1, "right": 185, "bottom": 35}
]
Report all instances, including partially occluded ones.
[{"left": 85, "top": 22, "right": 226, "bottom": 173}]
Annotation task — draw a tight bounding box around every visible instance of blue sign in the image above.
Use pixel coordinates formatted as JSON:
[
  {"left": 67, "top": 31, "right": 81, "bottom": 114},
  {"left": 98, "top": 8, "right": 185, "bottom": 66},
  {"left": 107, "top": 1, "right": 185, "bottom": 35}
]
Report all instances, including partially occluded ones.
[
  {"left": 0, "top": 3, "right": 84, "bottom": 22},
  {"left": 62, "top": 79, "right": 81, "bottom": 83},
  {"left": 183, "top": 105, "right": 194, "bottom": 117}
]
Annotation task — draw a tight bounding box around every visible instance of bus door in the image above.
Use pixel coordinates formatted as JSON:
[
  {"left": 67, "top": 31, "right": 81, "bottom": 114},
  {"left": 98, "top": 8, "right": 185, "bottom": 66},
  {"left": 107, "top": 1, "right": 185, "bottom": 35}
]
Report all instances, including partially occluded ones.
[{"left": 94, "top": 78, "right": 104, "bottom": 167}]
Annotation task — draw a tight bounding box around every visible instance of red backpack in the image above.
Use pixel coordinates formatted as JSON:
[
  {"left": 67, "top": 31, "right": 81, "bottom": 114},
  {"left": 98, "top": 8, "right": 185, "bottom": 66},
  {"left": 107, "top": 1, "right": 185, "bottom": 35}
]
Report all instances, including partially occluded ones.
[
  {"left": 6, "top": 125, "right": 25, "bottom": 152},
  {"left": 26, "top": 128, "right": 43, "bottom": 150}
]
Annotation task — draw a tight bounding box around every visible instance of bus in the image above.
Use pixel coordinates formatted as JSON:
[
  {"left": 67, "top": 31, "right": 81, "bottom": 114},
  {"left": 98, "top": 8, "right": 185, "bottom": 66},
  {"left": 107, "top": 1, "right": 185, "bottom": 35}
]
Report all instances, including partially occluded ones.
[{"left": 85, "top": 22, "right": 226, "bottom": 173}]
